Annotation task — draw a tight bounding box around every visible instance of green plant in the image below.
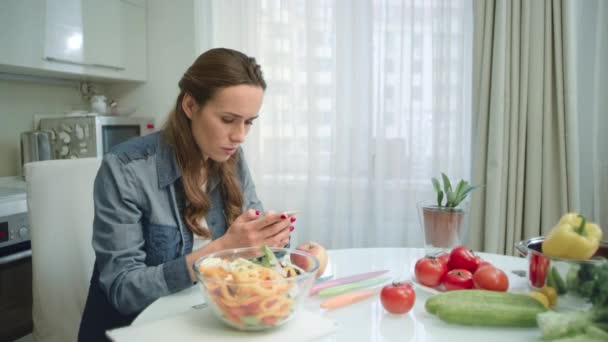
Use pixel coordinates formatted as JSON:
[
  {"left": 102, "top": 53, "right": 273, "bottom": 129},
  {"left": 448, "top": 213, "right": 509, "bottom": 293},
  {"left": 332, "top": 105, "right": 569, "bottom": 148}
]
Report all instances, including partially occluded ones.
[{"left": 431, "top": 173, "right": 478, "bottom": 208}]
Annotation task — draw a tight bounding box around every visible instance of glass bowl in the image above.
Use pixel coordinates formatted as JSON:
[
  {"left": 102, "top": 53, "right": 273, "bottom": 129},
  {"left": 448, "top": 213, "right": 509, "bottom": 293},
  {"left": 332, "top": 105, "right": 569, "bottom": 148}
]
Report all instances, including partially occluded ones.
[
  {"left": 192, "top": 246, "right": 319, "bottom": 331},
  {"left": 515, "top": 237, "right": 608, "bottom": 310}
]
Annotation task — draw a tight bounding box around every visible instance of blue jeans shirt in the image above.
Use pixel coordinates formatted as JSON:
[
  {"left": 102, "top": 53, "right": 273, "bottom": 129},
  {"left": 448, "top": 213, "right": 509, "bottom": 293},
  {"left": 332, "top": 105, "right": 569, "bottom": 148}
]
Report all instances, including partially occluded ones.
[{"left": 78, "top": 131, "right": 264, "bottom": 340}]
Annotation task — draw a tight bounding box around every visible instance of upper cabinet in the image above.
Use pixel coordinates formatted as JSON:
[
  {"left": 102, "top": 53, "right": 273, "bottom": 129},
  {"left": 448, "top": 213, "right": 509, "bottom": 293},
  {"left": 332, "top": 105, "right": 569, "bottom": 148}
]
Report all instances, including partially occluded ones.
[{"left": 0, "top": 0, "right": 147, "bottom": 82}]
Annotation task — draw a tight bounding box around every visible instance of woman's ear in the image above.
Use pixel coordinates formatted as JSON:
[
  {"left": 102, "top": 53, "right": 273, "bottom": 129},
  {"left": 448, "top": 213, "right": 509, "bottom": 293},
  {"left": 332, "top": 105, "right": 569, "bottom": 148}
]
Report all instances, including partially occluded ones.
[{"left": 181, "top": 93, "right": 199, "bottom": 119}]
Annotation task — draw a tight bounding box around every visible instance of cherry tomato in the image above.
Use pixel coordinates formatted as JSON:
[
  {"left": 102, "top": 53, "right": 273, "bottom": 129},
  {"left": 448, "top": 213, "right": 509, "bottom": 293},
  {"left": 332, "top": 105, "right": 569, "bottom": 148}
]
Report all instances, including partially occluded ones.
[
  {"left": 447, "top": 245, "right": 481, "bottom": 273},
  {"left": 437, "top": 253, "right": 450, "bottom": 268},
  {"left": 473, "top": 265, "right": 509, "bottom": 291},
  {"left": 380, "top": 282, "right": 416, "bottom": 314},
  {"left": 442, "top": 269, "right": 474, "bottom": 291},
  {"left": 415, "top": 256, "right": 448, "bottom": 287}
]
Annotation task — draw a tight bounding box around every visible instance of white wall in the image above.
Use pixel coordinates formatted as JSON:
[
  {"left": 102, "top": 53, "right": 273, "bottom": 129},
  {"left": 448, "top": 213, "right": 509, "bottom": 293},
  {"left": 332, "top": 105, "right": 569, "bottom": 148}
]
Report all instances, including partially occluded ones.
[
  {"left": 106, "top": 0, "right": 197, "bottom": 128},
  {"left": 0, "top": 79, "right": 89, "bottom": 177}
]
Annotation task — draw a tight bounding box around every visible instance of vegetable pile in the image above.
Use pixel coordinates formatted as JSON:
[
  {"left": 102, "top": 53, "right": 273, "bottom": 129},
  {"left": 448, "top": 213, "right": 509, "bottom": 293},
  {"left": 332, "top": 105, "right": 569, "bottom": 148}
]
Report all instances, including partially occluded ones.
[
  {"left": 536, "top": 261, "right": 608, "bottom": 341},
  {"left": 533, "top": 212, "right": 608, "bottom": 340}
]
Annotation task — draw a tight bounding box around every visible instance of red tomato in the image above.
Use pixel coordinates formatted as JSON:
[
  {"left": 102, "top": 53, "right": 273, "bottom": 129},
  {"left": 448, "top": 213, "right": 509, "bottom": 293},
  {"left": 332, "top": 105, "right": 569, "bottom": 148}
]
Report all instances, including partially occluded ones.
[
  {"left": 442, "top": 269, "right": 474, "bottom": 291},
  {"left": 473, "top": 265, "right": 509, "bottom": 291},
  {"left": 437, "top": 253, "right": 450, "bottom": 267},
  {"left": 447, "top": 245, "right": 481, "bottom": 272},
  {"left": 415, "top": 257, "right": 448, "bottom": 287},
  {"left": 380, "top": 282, "right": 416, "bottom": 314},
  {"left": 478, "top": 260, "right": 493, "bottom": 269}
]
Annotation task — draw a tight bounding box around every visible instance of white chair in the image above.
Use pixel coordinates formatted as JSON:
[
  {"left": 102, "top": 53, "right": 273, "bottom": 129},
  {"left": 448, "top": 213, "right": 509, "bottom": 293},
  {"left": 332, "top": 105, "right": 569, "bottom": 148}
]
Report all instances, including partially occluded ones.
[{"left": 25, "top": 158, "right": 101, "bottom": 342}]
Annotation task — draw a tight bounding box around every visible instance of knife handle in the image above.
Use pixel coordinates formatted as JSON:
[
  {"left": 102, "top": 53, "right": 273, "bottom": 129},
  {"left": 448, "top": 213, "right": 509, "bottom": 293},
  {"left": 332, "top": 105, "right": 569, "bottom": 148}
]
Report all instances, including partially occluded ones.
[
  {"left": 310, "top": 270, "right": 389, "bottom": 295},
  {"left": 318, "top": 276, "right": 390, "bottom": 297},
  {"left": 320, "top": 289, "right": 377, "bottom": 309}
]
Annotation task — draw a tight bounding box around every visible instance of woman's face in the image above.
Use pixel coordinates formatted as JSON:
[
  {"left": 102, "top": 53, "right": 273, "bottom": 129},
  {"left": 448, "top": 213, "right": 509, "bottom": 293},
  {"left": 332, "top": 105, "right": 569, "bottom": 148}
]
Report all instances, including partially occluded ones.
[{"left": 184, "top": 85, "right": 264, "bottom": 162}]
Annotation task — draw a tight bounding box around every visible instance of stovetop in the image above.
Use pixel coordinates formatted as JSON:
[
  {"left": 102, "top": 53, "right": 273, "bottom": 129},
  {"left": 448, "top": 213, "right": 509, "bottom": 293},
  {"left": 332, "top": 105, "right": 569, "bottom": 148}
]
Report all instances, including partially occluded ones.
[{"left": 0, "top": 177, "right": 29, "bottom": 261}]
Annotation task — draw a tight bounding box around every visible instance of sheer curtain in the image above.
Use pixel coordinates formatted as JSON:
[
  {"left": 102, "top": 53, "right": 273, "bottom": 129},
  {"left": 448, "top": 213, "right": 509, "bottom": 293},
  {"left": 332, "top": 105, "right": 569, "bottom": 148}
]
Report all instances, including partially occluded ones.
[{"left": 196, "top": 0, "right": 473, "bottom": 248}]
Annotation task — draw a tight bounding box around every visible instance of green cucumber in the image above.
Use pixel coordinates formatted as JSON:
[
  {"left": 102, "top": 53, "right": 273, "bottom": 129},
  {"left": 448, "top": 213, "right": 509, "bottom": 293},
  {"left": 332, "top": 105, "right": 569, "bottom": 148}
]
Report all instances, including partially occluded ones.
[
  {"left": 546, "top": 266, "right": 557, "bottom": 289},
  {"left": 260, "top": 245, "right": 282, "bottom": 274},
  {"left": 435, "top": 302, "right": 542, "bottom": 327},
  {"left": 551, "top": 266, "right": 567, "bottom": 295},
  {"left": 566, "top": 265, "right": 581, "bottom": 291},
  {"left": 425, "top": 290, "right": 544, "bottom": 315},
  {"left": 241, "top": 315, "right": 260, "bottom": 326}
]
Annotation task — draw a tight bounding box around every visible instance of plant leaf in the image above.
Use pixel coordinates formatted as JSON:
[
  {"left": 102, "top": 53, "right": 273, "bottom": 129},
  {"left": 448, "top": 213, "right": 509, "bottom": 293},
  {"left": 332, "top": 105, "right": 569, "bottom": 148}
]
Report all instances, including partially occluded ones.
[
  {"left": 432, "top": 178, "right": 441, "bottom": 194},
  {"left": 437, "top": 190, "right": 444, "bottom": 207},
  {"left": 455, "top": 180, "right": 467, "bottom": 199},
  {"left": 441, "top": 173, "right": 452, "bottom": 195},
  {"left": 454, "top": 185, "right": 479, "bottom": 206},
  {"left": 446, "top": 190, "right": 456, "bottom": 207}
]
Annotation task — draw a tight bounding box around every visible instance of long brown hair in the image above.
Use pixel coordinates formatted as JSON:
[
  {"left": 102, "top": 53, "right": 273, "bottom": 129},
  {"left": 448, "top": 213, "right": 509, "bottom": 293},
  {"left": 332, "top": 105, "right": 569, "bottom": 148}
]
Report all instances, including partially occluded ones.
[{"left": 162, "top": 48, "right": 266, "bottom": 238}]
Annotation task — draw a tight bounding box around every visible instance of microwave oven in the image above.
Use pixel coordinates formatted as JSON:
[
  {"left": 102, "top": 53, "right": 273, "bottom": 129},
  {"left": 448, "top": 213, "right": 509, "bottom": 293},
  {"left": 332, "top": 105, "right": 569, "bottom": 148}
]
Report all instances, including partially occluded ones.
[{"left": 39, "top": 114, "right": 155, "bottom": 159}]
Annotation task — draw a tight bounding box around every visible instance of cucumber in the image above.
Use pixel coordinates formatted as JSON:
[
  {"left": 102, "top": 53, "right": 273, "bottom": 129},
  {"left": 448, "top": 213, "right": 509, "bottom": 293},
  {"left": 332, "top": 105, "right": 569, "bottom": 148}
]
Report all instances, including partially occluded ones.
[
  {"left": 566, "top": 265, "right": 580, "bottom": 291},
  {"left": 425, "top": 290, "right": 544, "bottom": 315},
  {"left": 546, "top": 266, "right": 557, "bottom": 290},
  {"left": 426, "top": 290, "right": 547, "bottom": 327},
  {"left": 435, "top": 302, "right": 542, "bottom": 327},
  {"left": 551, "top": 266, "right": 567, "bottom": 295},
  {"left": 241, "top": 315, "right": 261, "bottom": 326}
]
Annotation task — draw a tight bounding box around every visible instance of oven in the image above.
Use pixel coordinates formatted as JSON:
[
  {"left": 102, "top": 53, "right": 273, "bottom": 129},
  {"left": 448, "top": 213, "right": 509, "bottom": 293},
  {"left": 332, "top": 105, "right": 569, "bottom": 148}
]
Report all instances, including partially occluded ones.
[{"left": 0, "top": 178, "right": 31, "bottom": 341}]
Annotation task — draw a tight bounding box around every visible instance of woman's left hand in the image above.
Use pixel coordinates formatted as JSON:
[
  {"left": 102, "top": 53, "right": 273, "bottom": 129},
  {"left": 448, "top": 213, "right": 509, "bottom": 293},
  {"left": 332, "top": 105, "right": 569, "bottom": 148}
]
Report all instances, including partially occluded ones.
[{"left": 220, "top": 210, "right": 295, "bottom": 249}]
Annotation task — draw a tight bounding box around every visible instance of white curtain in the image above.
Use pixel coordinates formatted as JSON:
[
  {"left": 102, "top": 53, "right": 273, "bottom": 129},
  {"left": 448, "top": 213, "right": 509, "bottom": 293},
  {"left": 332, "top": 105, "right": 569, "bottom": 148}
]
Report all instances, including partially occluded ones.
[
  {"left": 196, "top": 0, "right": 473, "bottom": 249},
  {"left": 571, "top": 0, "right": 608, "bottom": 234}
]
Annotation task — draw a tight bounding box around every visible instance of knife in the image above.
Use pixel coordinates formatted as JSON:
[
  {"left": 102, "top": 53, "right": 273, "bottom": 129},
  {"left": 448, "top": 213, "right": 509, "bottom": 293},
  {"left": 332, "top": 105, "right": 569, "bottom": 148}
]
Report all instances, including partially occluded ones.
[
  {"left": 320, "top": 288, "right": 378, "bottom": 309},
  {"left": 310, "top": 270, "right": 389, "bottom": 295},
  {"left": 318, "top": 276, "right": 391, "bottom": 297},
  {"left": 315, "top": 275, "right": 334, "bottom": 284}
]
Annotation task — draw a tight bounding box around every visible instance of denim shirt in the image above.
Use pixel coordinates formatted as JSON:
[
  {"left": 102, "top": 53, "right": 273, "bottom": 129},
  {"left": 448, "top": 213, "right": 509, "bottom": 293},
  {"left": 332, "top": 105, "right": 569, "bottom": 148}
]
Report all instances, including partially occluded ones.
[{"left": 84, "top": 131, "right": 263, "bottom": 317}]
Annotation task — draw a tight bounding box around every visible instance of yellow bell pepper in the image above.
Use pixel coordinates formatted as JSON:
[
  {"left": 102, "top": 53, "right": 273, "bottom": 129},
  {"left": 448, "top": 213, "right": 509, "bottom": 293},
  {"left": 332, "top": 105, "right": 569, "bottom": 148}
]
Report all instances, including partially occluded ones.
[{"left": 541, "top": 213, "right": 603, "bottom": 260}]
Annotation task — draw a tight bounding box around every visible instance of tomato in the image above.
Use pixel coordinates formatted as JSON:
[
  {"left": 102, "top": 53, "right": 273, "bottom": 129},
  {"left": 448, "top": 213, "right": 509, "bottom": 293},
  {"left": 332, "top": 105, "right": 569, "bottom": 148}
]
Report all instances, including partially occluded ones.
[
  {"left": 415, "top": 256, "right": 448, "bottom": 287},
  {"left": 447, "top": 245, "right": 480, "bottom": 272},
  {"left": 442, "top": 269, "right": 474, "bottom": 291},
  {"left": 437, "top": 253, "right": 450, "bottom": 268},
  {"left": 473, "top": 265, "right": 509, "bottom": 291},
  {"left": 380, "top": 282, "right": 416, "bottom": 314},
  {"left": 478, "top": 260, "right": 493, "bottom": 269}
]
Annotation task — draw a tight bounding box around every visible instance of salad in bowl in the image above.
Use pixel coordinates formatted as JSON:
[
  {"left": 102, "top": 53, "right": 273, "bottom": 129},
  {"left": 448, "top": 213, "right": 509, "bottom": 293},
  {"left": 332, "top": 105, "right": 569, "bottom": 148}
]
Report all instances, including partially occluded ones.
[{"left": 193, "top": 246, "right": 319, "bottom": 331}]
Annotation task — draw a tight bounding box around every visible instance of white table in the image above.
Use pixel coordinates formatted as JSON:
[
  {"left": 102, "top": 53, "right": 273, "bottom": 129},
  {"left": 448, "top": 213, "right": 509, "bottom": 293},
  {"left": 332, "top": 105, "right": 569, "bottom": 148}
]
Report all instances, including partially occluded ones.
[{"left": 132, "top": 247, "right": 540, "bottom": 341}]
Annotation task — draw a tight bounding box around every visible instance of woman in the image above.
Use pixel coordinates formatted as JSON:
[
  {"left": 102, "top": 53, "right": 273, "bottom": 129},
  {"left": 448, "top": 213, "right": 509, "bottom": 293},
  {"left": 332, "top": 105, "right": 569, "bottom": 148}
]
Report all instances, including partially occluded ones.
[{"left": 78, "top": 48, "right": 295, "bottom": 341}]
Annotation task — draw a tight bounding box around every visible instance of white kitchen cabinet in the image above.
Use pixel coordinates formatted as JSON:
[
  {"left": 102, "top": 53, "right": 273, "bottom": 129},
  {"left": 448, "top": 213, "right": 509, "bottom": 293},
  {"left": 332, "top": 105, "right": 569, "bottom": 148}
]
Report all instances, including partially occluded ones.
[
  {"left": 0, "top": 0, "right": 147, "bottom": 82},
  {"left": 119, "top": 0, "right": 147, "bottom": 81},
  {"left": 0, "top": 0, "right": 46, "bottom": 72}
]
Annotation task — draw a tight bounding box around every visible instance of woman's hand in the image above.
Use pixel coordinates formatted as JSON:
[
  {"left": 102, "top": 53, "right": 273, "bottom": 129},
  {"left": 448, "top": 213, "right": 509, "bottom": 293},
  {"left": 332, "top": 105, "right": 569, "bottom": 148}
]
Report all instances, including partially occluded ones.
[
  {"left": 186, "top": 209, "right": 295, "bottom": 281},
  {"left": 220, "top": 209, "right": 295, "bottom": 248}
]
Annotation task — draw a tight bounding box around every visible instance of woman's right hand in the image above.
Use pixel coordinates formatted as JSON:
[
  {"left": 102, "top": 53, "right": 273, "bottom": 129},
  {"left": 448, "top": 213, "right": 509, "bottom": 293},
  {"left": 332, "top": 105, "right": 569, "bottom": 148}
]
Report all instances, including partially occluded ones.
[{"left": 220, "top": 209, "right": 294, "bottom": 248}]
